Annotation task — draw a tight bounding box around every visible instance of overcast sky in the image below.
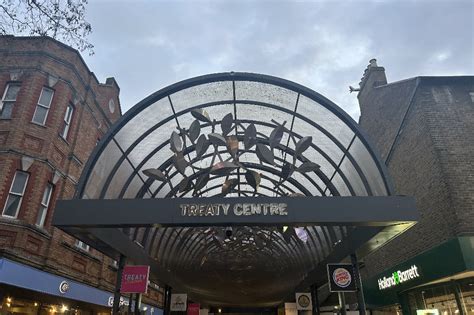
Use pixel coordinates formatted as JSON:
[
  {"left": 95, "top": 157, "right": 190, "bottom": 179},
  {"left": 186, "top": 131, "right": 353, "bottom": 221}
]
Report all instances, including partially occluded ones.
[{"left": 83, "top": 0, "right": 473, "bottom": 120}]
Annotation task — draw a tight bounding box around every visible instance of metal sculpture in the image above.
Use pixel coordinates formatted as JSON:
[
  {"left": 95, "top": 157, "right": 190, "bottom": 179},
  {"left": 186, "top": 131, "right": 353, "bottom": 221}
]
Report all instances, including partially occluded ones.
[{"left": 143, "top": 109, "right": 320, "bottom": 197}]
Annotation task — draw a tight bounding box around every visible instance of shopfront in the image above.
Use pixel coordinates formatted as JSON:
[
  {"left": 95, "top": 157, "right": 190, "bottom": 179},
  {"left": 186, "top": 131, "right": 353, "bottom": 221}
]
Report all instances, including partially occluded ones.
[
  {"left": 363, "top": 236, "right": 474, "bottom": 315},
  {"left": 0, "top": 258, "right": 161, "bottom": 314}
]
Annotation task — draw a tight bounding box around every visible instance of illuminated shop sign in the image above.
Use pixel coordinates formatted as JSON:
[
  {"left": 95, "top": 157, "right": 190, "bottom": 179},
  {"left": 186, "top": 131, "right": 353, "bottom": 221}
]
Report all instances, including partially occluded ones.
[
  {"left": 377, "top": 265, "right": 420, "bottom": 290},
  {"left": 180, "top": 203, "right": 288, "bottom": 217}
]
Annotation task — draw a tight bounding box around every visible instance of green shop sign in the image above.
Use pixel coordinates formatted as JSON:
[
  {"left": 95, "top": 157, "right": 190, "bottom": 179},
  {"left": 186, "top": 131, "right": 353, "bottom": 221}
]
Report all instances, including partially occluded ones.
[
  {"left": 378, "top": 265, "right": 420, "bottom": 290},
  {"left": 363, "top": 236, "right": 474, "bottom": 306}
]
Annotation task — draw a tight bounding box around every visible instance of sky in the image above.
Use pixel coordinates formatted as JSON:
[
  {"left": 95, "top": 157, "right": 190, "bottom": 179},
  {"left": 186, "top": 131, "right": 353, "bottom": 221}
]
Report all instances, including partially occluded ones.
[{"left": 82, "top": 0, "right": 474, "bottom": 120}]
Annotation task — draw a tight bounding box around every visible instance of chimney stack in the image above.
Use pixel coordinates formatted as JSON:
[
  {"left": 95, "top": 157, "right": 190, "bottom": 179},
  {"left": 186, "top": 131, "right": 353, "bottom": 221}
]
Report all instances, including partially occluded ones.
[{"left": 357, "top": 58, "right": 387, "bottom": 99}]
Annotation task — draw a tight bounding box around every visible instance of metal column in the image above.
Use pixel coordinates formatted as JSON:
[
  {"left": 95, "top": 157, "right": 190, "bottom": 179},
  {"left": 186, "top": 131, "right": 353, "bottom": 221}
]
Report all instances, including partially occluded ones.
[
  {"left": 350, "top": 253, "right": 366, "bottom": 315},
  {"left": 310, "top": 284, "right": 320, "bottom": 315},
  {"left": 134, "top": 293, "right": 142, "bottom": 315},
  {"left": 128, "top": 294, "right": 133, "bottom": 313},
  {"left": 451, "top": 280, "right": 465, "bottom": 315},
  {"left": 338, "top": 293, "right": 346, "bottom": 315},
  {"left": 164, "top": 286, "right": 172, "bottom": 315},
  {"left": 112, "top": 254, "right": 126, "bottom": 314}
]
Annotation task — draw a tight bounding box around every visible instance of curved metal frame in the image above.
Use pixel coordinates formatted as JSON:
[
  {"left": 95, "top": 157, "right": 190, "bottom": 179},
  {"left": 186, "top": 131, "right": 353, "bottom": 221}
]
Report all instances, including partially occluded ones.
[{"left": 73, "top": 72, "right": 396, "bottom": 305}]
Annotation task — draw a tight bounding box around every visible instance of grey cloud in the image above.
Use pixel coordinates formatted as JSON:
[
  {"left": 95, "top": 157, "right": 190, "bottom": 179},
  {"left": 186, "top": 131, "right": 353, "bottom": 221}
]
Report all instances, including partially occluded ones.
[{"left": 83, "top": 0, "right": 473, "bottom": 120}]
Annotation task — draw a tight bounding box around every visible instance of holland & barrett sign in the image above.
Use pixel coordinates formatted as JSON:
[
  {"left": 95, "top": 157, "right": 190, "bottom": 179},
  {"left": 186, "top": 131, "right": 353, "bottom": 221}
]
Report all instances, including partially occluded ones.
[{"left": 377, "top": 265, "right": 420, "bottom": 290}]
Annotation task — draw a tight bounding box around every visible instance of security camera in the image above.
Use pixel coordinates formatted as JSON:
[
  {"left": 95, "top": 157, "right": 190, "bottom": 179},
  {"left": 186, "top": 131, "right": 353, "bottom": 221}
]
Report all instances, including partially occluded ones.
[{"left": 225, "top": 227, "right": 233, "bottom": 238}]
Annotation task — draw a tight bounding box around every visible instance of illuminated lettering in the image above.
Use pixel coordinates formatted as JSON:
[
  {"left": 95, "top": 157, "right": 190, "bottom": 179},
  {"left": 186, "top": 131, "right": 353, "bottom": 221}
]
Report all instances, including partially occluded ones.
[{"left": 180, "top": 203, "right": 288, "bottom": 217}]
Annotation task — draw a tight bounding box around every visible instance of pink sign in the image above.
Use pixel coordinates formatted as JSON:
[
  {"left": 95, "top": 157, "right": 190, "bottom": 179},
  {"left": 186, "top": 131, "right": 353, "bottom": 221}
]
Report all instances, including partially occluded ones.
[
  {"left": 187, "top": 303, "right": 200, "bottom": 315},
  {"left": 120, "top": 265, "right": 150, "bottom": 293}
]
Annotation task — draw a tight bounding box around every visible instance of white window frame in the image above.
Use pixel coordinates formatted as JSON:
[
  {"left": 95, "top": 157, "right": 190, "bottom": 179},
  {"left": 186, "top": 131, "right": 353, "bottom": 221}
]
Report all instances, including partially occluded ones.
[
  {"left": 75, "top": 240, "right": 90, "bottom": 251},
  {"left": 1, "top": 83, "right": 21, "bottom": 119},
  {"left": 32, "top": 87, "right": 54, "bottom": 125},
  {"left": 36, "top": 183, "right": 53, "bottom": 227},
  {"left": 60, "top": 103, "right": 74, "bottom": 140},
  {"left": 2, "top": 171, "right": 29, "bottom": 218}
]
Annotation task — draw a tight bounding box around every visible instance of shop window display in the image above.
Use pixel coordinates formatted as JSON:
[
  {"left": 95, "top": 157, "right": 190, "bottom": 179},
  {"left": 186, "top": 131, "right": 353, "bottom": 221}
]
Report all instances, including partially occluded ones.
[
  {"left": 0, "top": 296, "right": 109, "bottom": 314},
  {"left": 406, "top": 278, "right": 474, "bottom": 315}
]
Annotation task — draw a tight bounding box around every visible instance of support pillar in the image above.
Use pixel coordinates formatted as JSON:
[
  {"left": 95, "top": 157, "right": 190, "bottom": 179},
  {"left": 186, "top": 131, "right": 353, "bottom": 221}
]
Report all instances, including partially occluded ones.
[
  {"left": 164, "top": 286, "right": 172, "bottom": 315},
  {"left": 350, "top": 253, "right": 366, "bottom": 315},
  {"left": 128, "top": 294, "right": 133, "bottom": 313},
  {"left": 310, "top": 284, "right": 320, "bottom": 315},
  {"left": 338, "top": 293, "right": 346, "bottom": 315},
  {"left": 112, "top": 254, "right": 126, "bottom": 314},
  {"left": 451, "top": 280, "right": 465, "bottom": 315},
  {"left": 134, "top": 293, "right": 142, "bottom": 315}
]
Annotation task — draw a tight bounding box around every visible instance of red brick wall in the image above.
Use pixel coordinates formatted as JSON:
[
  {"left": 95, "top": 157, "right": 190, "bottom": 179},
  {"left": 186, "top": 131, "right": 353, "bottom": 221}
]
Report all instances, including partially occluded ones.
[{"left": 0, "top": 36, "right": 163, "bottom": 307}]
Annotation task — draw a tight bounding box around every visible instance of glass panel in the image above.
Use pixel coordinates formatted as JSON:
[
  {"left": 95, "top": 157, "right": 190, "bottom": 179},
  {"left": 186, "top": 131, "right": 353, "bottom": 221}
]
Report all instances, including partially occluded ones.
[
  {"left": 123, "top": 175, "right": 145, "bottom": 198},
  {"left": 41, "top": 184, "right": 52, "bottom": 205},
  {"left": 83, "top": 140, "right": 123, "bottom": 199},
  {"left": 170, "top": 81, "right": 233, "bottom": 114},
  {"left": 407, "top": 283, "right": 465, "bottom": 315},
  {"left": 65, "top": 105, "right": 74, "bottom": 123},
  {"left": 11, "top": 172, "right": 28, "bottom": 194},
  {"left": 36, "top": 206, "right": 47, "bottom": 226},
  {"left": 177, "top": 103, "right": 234, "bottom": 135},
  {"left": 61, "top": 123, "right": 70, "bottom": 139},
  {"left": 307, "top": 172, "right": 327, "bottom": 196},
  {"left": 126, "top": 119, "right": 176, "bottom": 168},
  {"left": 348, "top": 137, "right": 388, "bottom": 196},
  {"left": 291, "top": 172, "right": 319, "bottom": 196},
  {"left": 292, "top": 117, "right": 344, "bottom": 163},
  {"left": 331, "top": 172, "right": 351, "bottom": 196},
  {"left": 0, "top": 102, "right": 13, "bottom": 119},
  {"left": 105, "top": 159, "right": 137, "bottom": 199},
  {"left": 38, "top": 88, "right": 53, "bottom": 107},
  {"left": 234, "top": 81, "right": 299, "bottom": 112},
  {"left": 4, "top": 84, "right": 20, "bottom": 100},
  {"left": 114, "top": 97, "right": 174, "bottom": 150},
  {"left": 32, "top": 105, "right": 48, "bottom": 125},
  {"left": 339, "top": 157, "right": 368, "bottom": 196},
  {"left": 3, "top": 194, "right": 21, "bottom": 217},
  {"left": 236, "top": 103, "right": 294, "bottom": 127},
  {"left": 297, "top": 94, "right": 355, "bottom": 148}
]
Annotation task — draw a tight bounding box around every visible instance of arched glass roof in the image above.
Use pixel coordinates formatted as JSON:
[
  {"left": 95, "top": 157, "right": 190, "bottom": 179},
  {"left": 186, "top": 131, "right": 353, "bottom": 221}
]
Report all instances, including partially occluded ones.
[{"left": 75, "top": 72, "right": 394, "bottom": 306}]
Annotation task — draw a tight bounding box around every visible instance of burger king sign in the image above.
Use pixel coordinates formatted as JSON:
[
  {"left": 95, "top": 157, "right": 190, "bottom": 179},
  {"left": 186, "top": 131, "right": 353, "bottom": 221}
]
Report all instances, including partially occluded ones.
[{"left": 327, "top": 264, "right": 357, "bottom": 292}]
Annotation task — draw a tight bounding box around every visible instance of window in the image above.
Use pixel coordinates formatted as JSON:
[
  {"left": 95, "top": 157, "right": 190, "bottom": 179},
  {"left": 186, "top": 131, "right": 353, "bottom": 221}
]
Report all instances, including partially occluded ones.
[
  {"left": 1, "top": 83, "right": 21, "bottom": 119},
  {"left": 75, "top": 240, "right": 90, "bottom": 251},
  {"left": 32, "top": 87, "right": 54, "bottom": 125},
  {"left": 60, "top": 104, "right": 74, "bottom": 139},
  {"left": 36, "top": 183, "right": 53, "bottom": 227},
  {"left": 2, "top": 171, "right": 29, "bottom": 218}
]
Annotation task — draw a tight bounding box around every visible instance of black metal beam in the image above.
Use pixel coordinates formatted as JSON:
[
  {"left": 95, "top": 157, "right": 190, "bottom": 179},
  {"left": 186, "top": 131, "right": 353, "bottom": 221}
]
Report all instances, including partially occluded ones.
[{"left": 53, "top": 196, "right": 417, "bottom": 228}]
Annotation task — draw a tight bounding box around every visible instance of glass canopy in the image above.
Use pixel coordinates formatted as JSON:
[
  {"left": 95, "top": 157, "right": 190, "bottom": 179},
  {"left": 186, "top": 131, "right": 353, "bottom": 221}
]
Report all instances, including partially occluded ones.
[{"left": 75, "top": 72, "right": 393, "bottom": 306}]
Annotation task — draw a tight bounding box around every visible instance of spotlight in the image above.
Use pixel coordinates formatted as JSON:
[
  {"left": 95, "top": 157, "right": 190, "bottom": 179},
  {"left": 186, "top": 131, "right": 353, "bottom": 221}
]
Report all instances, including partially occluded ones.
[{"left": 225, "top": 227, "right": 232, "bottom": 238}]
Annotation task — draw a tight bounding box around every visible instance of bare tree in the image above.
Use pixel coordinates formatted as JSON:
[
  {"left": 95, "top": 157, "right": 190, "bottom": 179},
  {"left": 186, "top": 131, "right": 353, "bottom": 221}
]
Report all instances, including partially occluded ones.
[{"left": 0, "top": 0, "right": 93, "bottom": 54}]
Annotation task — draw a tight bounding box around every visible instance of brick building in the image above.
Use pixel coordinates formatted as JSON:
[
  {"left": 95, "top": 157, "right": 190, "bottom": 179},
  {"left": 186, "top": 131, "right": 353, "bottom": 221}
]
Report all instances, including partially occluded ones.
[
  {"left": 0, "top": 36, "right": 162, "bottom": 314},
  {"left": 357, "top": 60, "right": 473, "bottom": 313}
]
